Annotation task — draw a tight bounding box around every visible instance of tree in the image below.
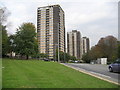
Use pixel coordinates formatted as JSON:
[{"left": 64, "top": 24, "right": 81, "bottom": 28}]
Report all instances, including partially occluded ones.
[
  {"left": 2, "top": 25, "right": 9, "bottom": 57},
  {"left": 82, "top": 36, "right": 118, "bottom": 63},
  {"left": 56, "top": 50, "right": 65, "bottom": 62},
  {"left": 90, "top": 45, "right": 104, "bottom": 59},
  {"left": 118, "top": 41, "right": 120, "bottom": 58},
  {"left": 14, "top": 23, "right": 38, "bottom": 59},
  {"left": 64, "top": 53, "right": 71, "bottom": 62},
  {"left": 70, "top": 56, "right": 77, "bottom": 61},
  {"left": 1, "top": 7, "right": 10, "bottom": 57},
  {"left": 97, "top": 36, "right": 117, "bottom": 62},
  {"left": 55, "top": 49, "right": 77, "bottom": 62},
  {"left": 39, "top": 53, "right": 48, "bottom": 59},
  {"left": 8, "top": 35, "right": 16, "bottom": 57},
  {"left": 0, "top": 7, "right": 10, "bottom": 25},
  {"left": 82, "top": 52, "right": 91, "bottom": 63},
  {"left": 32, "top": 53, "right": 48, "bottom": 60}
]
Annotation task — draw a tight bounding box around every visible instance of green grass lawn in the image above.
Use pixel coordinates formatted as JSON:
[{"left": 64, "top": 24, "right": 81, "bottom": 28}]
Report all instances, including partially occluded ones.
[{"left": 2, "top": 58, "right": 119, "bottom": 88}]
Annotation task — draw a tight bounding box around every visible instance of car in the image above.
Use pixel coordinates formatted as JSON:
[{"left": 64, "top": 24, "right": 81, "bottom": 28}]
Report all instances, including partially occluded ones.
[
  {"left": 43, "top": 58, "right": 49, "bottom": 61},
  {"left": 108, "top": 59, "right": 120, "bottom": 72},
  {"left": 69, "top": 60, "right": 75, "bottom": 63},
  {"left": 75, "top": 60, "right": 78, "bottom": 63}
]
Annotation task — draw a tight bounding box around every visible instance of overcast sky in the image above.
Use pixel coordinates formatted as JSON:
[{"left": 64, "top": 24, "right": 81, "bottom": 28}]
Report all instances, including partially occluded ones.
[{"left": 0, "top": 0, "right": 119, "bottom": 47}]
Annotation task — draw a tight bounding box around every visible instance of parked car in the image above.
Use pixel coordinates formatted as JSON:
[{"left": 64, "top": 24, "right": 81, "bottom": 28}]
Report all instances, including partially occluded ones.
[
  {"left": 69, "top": 60, "right": 75, "bottom": 63},
  {"left": 108, "top": 59, "right": 120, "bottom": 72},
  {"left": 43, "top": 58, "right": 49, "bottom": 61},
  {"left": 75, "top": 60, "right": 79, "bottom": 63}
]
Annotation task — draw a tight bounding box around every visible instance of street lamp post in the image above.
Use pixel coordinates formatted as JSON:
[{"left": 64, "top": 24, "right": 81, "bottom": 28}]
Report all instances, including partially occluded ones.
[
  {"left": 58, "top": 23, "right": 60, "bottom": 63},
  {"left": 47, "top": 34, "right": 51, "bottom": 60}
]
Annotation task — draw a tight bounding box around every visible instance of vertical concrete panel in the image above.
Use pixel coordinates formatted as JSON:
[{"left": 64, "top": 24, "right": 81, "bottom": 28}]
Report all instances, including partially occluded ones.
[
  {"left": 0, "top": 9, "right": 2, "bottom": 89},
  {"left": 118, "top": 1, "right": 120, "bottom": 41}
]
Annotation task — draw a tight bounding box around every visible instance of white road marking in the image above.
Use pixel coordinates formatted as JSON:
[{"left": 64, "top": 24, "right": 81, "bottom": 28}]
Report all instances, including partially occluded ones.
[
  {"left": 71, "top": 64, "right": 88, "bottom": 66},
  {"left": 74, "top": 67, "right": 111, "bottom": 78},
  {"left": 89, "top": 71, "right": 111, "bottom": 78}
]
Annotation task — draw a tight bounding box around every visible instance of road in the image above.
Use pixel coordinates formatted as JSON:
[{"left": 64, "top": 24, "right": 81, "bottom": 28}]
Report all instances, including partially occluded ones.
[{"left": 63, "top": 63, "right": 120, "bottom": 84}]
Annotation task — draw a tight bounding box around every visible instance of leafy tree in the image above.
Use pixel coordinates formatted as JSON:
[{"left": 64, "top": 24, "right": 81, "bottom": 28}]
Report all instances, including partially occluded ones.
[
  {"left": 2, "top": 25, "right": 9, "bottom": 57},
  {"left": 97, "top": 36, "right": 117, "bottom": 62},
  {"left": 39, "top": 53, "right": 48, "bottom": 59},
  {"left": 55, "top": 49, "right": 77, "bottom": 62},
  {"left": 14, "top": 23, "right": 38, "bottom": 59},
  {"left": 56, "top": 50, "right": 65, "bottom": 62},
  {"left": 8, "top": 35, "right": 16, "bottom": 57},
  {"left": 32, "top": 53, "right": 48, "bottom": 60},
  {"left": 118, "top": 41, "right": 120, "bottom": 58},
  {"left": 89, "top": 45, "right": 104, "bottom": 60},
  {"left": 70, "top": 56, "right": 77, "bottom": 61},
  {"left": 64, "top": 53, "right": 71, "bottom": 62},
  {"left": 82, "top": 36, "right": 118, "bottom": 63},
  {"left": 1, "top": 7, "right": 10, "bottom": 57},
  {"left": 82, "top": 52, "right": 91, "bottom": 63}
]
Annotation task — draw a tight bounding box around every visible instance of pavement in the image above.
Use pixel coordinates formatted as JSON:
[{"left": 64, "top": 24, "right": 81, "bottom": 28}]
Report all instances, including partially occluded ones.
[{"left": 62, "top": 63, "right": 120, "bottom": 85}]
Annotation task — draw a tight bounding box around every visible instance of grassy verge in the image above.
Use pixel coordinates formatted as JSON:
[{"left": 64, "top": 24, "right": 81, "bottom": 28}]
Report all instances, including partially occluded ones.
[{"left": 2, "top": 58, "right": 119, "bottom": 88}]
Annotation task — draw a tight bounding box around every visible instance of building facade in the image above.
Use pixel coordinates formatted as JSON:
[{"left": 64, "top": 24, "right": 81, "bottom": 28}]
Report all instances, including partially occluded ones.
[
  {"left": 67, "top": 30, "right": 81, "bottom": 59},
  {"left": 81, "top": 37, "right": 90, "bottom": 56},
  {"left": 37, "top": 5, "right": 65, "bottom": 59}
]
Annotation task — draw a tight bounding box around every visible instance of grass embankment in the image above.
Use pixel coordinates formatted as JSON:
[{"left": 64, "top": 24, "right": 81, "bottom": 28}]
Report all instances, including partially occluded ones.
[{"left": 2, "top": 58, "right": 119, "bottom": 88}]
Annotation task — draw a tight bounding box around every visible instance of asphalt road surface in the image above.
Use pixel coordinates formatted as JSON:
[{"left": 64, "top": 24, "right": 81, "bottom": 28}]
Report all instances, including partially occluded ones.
[{"left": 64, "top": 63, "right": 120, "bottom": 84}]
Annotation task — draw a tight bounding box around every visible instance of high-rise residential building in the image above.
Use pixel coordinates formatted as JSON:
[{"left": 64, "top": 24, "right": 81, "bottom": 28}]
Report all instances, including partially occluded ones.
[
  {"left": 67, "top": 30, "right": 81, "bottom": 59},
  {"left": 37, "top": 5, "right": 65, "bottom": 59},
  {"left": 81, "top": 37, "right": 90, "bottom": 56}
]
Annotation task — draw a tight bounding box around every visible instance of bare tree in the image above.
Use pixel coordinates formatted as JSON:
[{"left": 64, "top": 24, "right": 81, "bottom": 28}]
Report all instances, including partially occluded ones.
[{"left": 0, "top": 7, "right": 10, "bottom": 25}]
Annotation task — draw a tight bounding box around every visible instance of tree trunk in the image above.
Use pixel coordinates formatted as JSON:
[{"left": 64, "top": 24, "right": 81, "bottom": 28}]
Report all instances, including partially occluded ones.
[
  {"left": 10, "top": 52, "right": 12, "bottom": 58},
  {"left": 20, "top": 55, "right": 22, "bottom": 60},
  {"left": 26, "top": 55, "right": 29, "bottom": 60}
]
